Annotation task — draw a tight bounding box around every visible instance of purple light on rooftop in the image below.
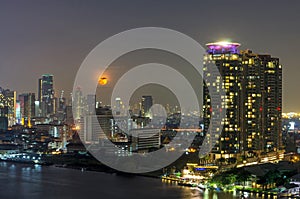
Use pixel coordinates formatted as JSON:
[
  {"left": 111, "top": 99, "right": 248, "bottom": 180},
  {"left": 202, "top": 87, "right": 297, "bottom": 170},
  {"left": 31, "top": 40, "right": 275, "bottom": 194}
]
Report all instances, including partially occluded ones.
[{"left": 206, "top": 42, "right": 240, "bottom": 54}]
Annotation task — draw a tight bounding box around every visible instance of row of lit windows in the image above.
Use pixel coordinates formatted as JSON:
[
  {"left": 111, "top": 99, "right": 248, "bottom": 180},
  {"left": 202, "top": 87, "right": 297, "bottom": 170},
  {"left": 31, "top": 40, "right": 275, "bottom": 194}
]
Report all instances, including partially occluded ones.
[
  {"left": 242, "top": 59, "right": 254, "bottom": 65},
  {"left": 205, "top": 54, "right": 240, "bottom": 61}
]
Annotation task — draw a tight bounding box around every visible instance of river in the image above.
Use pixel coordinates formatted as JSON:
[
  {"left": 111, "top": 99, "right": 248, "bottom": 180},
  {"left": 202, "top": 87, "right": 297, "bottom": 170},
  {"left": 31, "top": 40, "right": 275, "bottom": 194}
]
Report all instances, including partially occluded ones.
[{"left": 0, "top": 162, "right": 262, "bottom": 199}]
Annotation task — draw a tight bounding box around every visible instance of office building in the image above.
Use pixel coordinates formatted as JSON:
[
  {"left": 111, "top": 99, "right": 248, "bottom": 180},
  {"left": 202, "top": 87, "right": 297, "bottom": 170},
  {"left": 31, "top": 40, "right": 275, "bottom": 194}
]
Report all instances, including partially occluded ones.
[
  {"left": 18, "top": 93, "right": 36, "bottom": 126},
  {"left": 73, "top": 88, "right": 83, "bottom": 121},
  {"left": 0, "top": 87, "right": 16, "bottom": 126},
  {"left": 131, "top": 128, "right": 161, "bottom": 152},
  {"left": 38, "top": 74, "right": 55, "bottom": 116},
  {"left": 86, "top": 94, "right": 96, "bottom": 115},
  {"left": 114, "top": 97, "right": 122, "bottom": 116},
  {"left": 141, "top": 96, "right": 153, "bottom": 117},
  {"left": 65, "top": 105, "right": 74, "bottom": 126},
  {"left": 80, "top": 106, "right": 113, "bottom": 143}
]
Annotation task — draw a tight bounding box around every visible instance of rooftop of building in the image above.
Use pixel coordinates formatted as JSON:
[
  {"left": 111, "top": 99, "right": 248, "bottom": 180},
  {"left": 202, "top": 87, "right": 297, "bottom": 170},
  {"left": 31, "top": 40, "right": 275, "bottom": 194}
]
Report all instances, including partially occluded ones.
[
  {"left": 206, "top": 41, "right": 241, "bottom": 48},
  {"left": 206, "top": 41, "right": 240, "bottom": 54}
]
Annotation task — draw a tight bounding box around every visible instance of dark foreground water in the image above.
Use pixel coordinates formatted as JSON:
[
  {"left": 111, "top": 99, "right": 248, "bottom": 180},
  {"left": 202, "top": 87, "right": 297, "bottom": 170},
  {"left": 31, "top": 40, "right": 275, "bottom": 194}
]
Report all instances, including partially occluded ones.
[{"left": 0, "top": 162, "right": 258, "bottom": 199}]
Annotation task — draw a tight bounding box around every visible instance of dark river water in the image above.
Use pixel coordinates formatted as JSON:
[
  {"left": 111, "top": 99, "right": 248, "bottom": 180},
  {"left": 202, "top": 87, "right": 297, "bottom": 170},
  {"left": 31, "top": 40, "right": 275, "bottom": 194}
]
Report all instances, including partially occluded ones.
[{"left": 0, "top": 162, "right": 262, "bottom": 199}]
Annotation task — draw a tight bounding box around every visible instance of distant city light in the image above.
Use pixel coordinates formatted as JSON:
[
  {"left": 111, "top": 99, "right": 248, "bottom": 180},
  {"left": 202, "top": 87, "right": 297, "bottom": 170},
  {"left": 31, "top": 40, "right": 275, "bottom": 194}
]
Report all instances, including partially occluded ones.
[
  {"left": 282, "top": 112, "right": 300, "bottom": 118},
  {"left": 289, "top": 121, "right": 295, "bottom": 130}
]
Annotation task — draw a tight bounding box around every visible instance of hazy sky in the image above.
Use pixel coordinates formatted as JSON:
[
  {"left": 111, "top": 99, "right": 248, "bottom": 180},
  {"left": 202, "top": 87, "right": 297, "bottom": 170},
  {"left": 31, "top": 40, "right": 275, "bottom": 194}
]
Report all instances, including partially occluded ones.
[{"left": 0, "top": 0, "right": 299, "bottom": 112}]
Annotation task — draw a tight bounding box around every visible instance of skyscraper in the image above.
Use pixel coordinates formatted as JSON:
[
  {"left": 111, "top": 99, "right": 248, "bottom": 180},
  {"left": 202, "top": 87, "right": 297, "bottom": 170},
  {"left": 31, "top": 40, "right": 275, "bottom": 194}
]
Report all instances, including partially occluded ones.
[
  {"left": 0, "top": 87, "right": 16, "bottom": 127},
  {"left": 38, "top": 74, "right": 55, "bottom": 116},
  {"left": 38, "top": 78, "right": 43, "bottom": 102},
  {"left": 58, "top": 90, "right": 66, "bottom": 113},
  {"left": 258, "top": 54, "right": 282, "bottom": 152},
  {"left": 73, "top": 87, "right": 83, "bottom": 121},
  {"left": 65, "top": 105, "right": 74, "bottom": 126},
  {"left": 86, "top": 94, "right": 96, "bottom": 115},
  {"left": 141, "top": 96, "right": 153, "bottom": 117},
  {"left": 203, "top": 41, "right": 282, "bottom": 161},
  {"left": 241, "top": 50, "right": 282, "bottom": 153},
  {"left": 114, "top": 97, "right": 122, "bottom": 116},
  {"left": 240, "top": 50, "right": 263, "bottom": 153},
  {"left": 18, "top": 93, "right": 35, "bottom": 126},
  {"left": 203, "top": 42, "right": 242, "bottom": 159}
]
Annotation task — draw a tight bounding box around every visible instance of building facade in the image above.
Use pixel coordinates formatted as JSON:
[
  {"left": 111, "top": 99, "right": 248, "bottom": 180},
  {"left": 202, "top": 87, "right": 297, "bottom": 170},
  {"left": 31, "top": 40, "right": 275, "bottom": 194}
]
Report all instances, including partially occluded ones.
[
  {"left": 18, "top": 93, "right": 35, "bottom": 126},
  {"left": 38, "top": 74, "right": 55, "bottom": 116},
  {"left": 0, "top": 88, "right": 16, "bottom": 127},
  {"left": 73, "top": 87, "right": 83, "bottom": 121},
  {"left": 203, "top": 42, "right": 282, "bottom": 160},
  {"left": 141, "top": 96, "right": 153, "bottom": 117},
  {"left": 203, "top": 42, "right": 243, "bottom": 159}
]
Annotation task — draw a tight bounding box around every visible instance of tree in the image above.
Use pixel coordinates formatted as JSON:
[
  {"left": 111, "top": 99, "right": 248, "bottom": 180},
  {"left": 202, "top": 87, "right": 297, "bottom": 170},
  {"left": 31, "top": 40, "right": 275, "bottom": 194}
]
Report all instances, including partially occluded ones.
[
  {"left": 210, "top": 171, "right": 236, "bottom": 186},
  {"left": 262, "top": 169, "right": 282, "bottom": 189},
  {"left": 236, "top": 169, "right": 251, "bottom": 187}
]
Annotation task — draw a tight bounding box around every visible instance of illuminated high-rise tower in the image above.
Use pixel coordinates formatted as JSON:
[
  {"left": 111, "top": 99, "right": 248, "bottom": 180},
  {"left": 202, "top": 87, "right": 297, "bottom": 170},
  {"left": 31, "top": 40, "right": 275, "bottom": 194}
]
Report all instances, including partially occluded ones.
[
  {"left": 203, "top": 41, "right": 282, "bottom": 161},
  {"left": 18, "top": 93, "right": 35, "bottom": 126},
  {"left": 240, "top": 50, "right": 263, "bottom": 153},
  {"left": 0, "top": 87, "right": 17, "bottom": 126},
  {"left": 240, "top": 50, "right": 282, "bottom": 153},
  {"left": 257, "top": 54, "right": 282, "bottom": 152},
  {"left": 203, "top": 42, "right": 243, "bottom": 159},
  {"left": 39, "top": 74, "right": 55, "bottom": 116}
]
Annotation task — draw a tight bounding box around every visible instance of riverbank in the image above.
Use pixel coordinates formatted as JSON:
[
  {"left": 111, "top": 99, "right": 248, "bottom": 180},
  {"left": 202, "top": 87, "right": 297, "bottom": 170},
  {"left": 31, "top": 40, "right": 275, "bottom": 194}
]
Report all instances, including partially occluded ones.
[
  {"left": 0, "top": 153, "right": 164, "bottom": 178},
  {"left": 40, "top": 151, "right": 199, "bottom": 178}
]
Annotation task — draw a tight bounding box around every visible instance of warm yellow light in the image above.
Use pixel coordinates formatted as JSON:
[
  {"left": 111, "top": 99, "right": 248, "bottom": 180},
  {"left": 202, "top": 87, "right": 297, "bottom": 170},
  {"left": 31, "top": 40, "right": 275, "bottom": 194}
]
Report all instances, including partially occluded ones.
[
  {"left": 216, "top": 41, "right": 231, "bottom": 46},
  {"left": 98, "top": 77, "right": 108, "bottom": 85},
  {"left": 28, "top": 118, "right": 32, "bottom": 128},
  {"left": 188, "top": 148, "right": 197, "bottom": 153},
  {"left": 75, "top": 125, "right": 80, "bottom": 130}
]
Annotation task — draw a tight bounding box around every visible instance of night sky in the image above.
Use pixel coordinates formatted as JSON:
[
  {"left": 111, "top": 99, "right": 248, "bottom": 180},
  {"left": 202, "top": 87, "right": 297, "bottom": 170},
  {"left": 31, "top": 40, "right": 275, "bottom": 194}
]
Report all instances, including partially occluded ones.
[{"left": 0, "top": 0, "right": 299, "bottom": 112}]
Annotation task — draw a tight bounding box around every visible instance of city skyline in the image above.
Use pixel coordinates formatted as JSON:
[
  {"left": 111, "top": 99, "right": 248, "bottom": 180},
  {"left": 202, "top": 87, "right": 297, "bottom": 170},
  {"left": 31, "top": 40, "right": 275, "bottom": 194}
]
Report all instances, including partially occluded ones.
[
  {"left": 0, "top": 1, "right": 299, "bottom": 112},
  {"left": 0, "top": 41, "right": 293, "bottom": 115},
  {"left": 1, "top": 2, "right": 300, "bottom": 198}
]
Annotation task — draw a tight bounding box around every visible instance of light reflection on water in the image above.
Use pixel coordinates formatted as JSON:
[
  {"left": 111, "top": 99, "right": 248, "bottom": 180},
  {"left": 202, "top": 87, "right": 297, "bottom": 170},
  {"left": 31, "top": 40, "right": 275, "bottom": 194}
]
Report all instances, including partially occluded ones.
[{"left": 0, "top": 162, "right": 261, "bottom": 199}]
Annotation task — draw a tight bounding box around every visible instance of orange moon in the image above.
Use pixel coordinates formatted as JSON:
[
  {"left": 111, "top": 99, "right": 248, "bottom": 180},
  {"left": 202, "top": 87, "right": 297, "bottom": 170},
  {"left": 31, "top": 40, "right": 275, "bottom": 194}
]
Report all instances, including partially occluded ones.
[{"left": 98, "top": 77, "right": 108, "bottom": 85}]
